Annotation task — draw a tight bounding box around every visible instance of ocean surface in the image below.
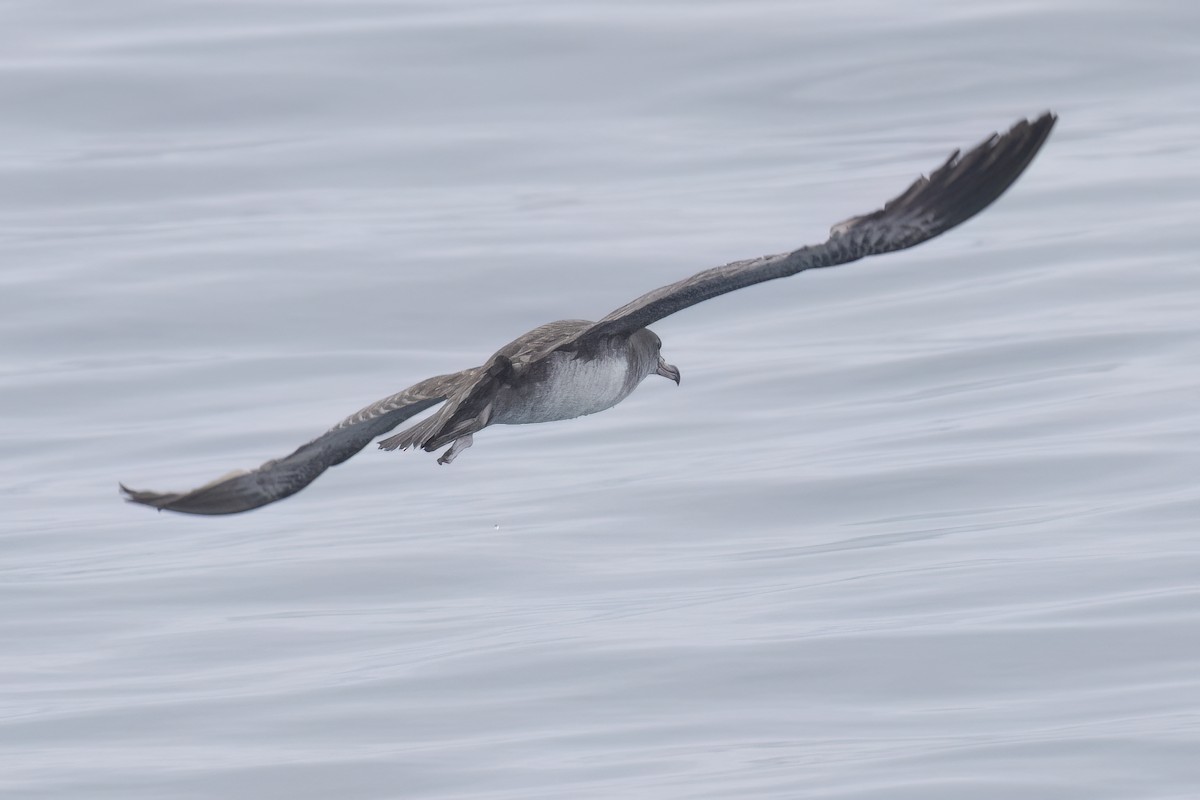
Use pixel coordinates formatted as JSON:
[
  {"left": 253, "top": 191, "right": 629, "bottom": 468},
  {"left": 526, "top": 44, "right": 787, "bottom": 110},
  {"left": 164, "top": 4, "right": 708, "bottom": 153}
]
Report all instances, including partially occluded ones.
[{"left": 3, "top": 1, "right": 1199, "bottom": 798}]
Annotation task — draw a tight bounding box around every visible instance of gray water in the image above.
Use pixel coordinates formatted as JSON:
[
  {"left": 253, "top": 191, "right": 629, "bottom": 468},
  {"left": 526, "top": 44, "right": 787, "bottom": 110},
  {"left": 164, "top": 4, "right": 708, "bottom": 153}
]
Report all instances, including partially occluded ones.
[{"left": 3, "top": 1, "right": 1200, "bottom": 798}]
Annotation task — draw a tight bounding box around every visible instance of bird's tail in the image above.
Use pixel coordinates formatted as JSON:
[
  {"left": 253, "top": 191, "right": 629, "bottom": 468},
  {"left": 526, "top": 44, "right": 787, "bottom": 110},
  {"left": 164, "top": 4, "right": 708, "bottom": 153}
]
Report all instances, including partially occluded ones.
[{"left": 377, "top": 413, "right": 442, "bottom": 452}]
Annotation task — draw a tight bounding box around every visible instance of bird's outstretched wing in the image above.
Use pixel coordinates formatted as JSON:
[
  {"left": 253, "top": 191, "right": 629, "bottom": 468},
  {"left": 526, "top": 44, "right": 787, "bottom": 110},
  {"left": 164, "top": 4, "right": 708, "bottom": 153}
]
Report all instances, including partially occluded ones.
[
  {"left": 120, "top": 368, "right": 480, "bottom": 515},
  {"left": 549, "top": 113, "right": 1055, "bottom": 351}
]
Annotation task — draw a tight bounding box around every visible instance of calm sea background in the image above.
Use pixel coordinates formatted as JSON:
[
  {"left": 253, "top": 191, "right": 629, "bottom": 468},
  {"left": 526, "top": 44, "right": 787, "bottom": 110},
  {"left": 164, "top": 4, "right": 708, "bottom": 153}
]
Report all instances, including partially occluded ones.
[{"left": 3, "top": 1, "right": 1199, "bottom": 798}]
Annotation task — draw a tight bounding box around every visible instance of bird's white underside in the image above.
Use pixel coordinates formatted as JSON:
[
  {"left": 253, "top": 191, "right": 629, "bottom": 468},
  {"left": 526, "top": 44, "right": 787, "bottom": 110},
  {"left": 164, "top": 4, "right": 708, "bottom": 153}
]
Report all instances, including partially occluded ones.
[{"left": 494, "top": 351, "right": 639, "bottom": 425}]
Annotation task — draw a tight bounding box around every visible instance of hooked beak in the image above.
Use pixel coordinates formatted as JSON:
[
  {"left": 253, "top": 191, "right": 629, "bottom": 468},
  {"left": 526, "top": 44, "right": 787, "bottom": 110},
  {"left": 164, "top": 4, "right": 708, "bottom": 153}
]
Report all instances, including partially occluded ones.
[{"left": 656, "top": 356, "right": 681, "bottom": 385}]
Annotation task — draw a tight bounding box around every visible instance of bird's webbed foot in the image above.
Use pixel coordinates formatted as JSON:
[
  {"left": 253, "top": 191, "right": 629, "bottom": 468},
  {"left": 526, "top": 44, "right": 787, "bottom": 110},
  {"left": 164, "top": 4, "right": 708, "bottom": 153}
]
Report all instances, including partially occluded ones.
[{"left": 437, "top": 434, "right": 473, "bottom": 465}]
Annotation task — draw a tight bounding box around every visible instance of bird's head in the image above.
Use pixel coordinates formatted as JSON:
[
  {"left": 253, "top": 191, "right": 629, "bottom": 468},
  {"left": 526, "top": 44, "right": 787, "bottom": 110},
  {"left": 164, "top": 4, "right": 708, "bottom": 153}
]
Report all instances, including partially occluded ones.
[{"left": 635, "top": 328, "right": 680, "bottom": 385}]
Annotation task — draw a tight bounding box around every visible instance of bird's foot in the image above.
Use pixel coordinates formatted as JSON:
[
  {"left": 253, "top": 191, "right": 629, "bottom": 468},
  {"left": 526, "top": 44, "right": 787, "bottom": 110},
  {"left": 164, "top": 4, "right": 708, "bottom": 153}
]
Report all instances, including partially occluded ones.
[{"left": 437, "top": 434, "right": 473, "bottom": 465}]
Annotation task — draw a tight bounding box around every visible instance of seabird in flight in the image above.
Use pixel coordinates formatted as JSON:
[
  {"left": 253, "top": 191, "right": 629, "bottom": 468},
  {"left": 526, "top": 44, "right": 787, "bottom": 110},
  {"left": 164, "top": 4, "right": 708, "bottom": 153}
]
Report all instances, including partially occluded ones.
[{"left": 121, "top": 113, "right": 1057, "bottom": 515}]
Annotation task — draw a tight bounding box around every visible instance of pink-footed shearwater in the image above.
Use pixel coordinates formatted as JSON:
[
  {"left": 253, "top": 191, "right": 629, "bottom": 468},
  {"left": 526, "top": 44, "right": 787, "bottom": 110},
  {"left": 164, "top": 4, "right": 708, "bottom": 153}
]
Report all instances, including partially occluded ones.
[{"left": 121, "top": 113, "right": 1057, "bottom": 515}]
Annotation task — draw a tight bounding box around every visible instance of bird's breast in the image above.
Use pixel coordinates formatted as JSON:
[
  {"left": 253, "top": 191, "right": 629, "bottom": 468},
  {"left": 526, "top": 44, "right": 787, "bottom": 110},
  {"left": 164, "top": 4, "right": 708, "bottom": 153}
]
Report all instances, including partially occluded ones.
[{"left": 492, "top": 351, "right": 641, "bottom": 425}]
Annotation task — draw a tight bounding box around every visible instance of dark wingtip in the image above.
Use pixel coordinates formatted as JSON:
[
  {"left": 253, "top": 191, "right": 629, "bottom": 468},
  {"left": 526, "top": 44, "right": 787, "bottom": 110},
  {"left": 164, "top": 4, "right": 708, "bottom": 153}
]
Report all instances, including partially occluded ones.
[
  {"left": 906, "top": 110, "right": 1057, "bottom": 234},
  {"left": 828, "top": 111, "right": 1055, "bottom": 247},
  {"left": 120, "top": 482, "right": 177, "bottom": 512},
  {"left": 119, "top": 478, "right": 266, "bottom": 516},
  {"left": 1022, "top": 111, "right": 1058, "bottom": 148}
]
